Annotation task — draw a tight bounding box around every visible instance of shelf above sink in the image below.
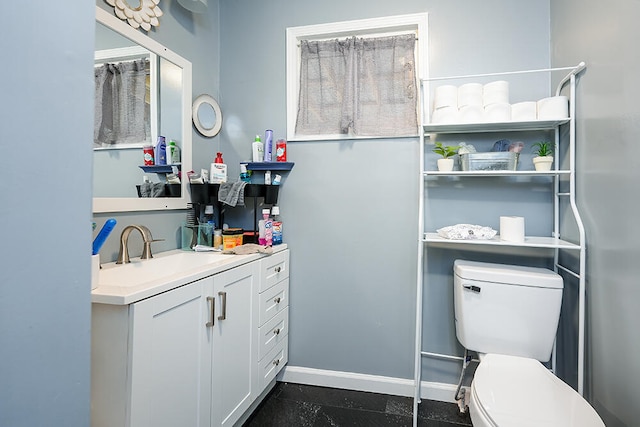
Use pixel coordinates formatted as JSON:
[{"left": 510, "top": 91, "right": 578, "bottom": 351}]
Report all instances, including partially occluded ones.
[{"left": 245, "top": 162, "right": 294, "bottom": 171}]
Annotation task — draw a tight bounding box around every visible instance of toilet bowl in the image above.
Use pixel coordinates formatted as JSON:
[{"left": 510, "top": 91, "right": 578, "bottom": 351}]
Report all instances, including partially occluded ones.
[{"left": 469, "top": 354, "right": 605, "bottom": 427}]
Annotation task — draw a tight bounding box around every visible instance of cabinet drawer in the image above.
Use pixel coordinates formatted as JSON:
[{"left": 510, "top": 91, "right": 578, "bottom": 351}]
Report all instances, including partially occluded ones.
[
  {"left": 259, "top": 340, "right": 288, "bottom": 390},
  {"left": 258, "top": 307, "right": 289, "bottom": 361},
  {"left": 260, "top": 250, "right": 289, "bottom": 293},
  {"left": 259, "top": 278, "right": 288, "bottom": 327}
]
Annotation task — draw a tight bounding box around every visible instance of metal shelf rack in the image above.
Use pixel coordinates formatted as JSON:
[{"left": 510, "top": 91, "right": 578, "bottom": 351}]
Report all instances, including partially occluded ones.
[{"left": 412, "top": 62, "right": 587, "bottom": 426}]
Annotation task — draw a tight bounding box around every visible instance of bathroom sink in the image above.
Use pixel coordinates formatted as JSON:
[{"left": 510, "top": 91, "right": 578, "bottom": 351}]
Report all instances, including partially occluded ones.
[
  {"left": 92, "top": 245, "right": 287, "bottom": 306},
  {"left": 98, "top": 250, "right": 234, "bottom": 288}
]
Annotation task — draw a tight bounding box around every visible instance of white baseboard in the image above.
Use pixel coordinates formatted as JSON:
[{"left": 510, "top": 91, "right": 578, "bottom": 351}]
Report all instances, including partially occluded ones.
[{"left": 277, "top": 365, "right": 459, "bottom": 403}]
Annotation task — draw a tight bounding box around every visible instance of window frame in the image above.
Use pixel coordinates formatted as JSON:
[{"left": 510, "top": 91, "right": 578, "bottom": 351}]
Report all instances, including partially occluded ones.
[{"left": 285, "top": 13, "right": 428, "bottom": 142}]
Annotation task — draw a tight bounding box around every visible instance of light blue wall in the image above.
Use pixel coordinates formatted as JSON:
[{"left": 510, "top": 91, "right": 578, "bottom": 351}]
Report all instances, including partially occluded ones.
[
  {"left": 551, "top": 1, "right": 640, "bottom": 426},
  {"left": 0, "top": 2, "right": 95, "bottom": 426},
  {"left": 219, "top": 0, "right": 551, "bottom": 383}
]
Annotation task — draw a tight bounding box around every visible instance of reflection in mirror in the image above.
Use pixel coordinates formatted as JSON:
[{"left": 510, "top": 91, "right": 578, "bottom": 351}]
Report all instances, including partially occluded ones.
[
  {"left": 198, "top": 103, "right": 217, "bottom": 129},
  {"left": 93, "top": 6, "right": 192, "bottom": 213},
  {"left": 192, "top": 94, "right": 222, "bottom": 137}
]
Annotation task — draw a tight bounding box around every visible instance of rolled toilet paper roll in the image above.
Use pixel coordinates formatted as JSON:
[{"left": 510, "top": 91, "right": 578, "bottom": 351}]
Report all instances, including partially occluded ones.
[
  {"left": 433, "top": 85, "right": 458, "bottom": 109},
  {"left": 459, "top": 105, "right": 484, "bottom": 123},
  {"left": 511, "top": 101, "right": 537, "bottom": 121},
  {"left": 500, "top": 216, "right": 525, "bottom": 243},
  {"left": 484, "top": 103, "right": 511, "bottom": 122},
  {"left": 458, "top": 83, "right": 483, "bottom": 108},
  {"left": 537, "top": 96, "right": 569, "bottom": 120},
  {"left": 431, "top": 106, "right": 459, "bottom": 124},
  {"left": 483, "top": 80, "right": 510, "bottom": 106}
]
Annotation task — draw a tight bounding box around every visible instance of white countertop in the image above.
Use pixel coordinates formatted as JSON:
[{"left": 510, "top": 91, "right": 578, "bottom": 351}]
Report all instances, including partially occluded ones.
[{"left": 92, "top": 245, "right": 287, "bottom": 305}]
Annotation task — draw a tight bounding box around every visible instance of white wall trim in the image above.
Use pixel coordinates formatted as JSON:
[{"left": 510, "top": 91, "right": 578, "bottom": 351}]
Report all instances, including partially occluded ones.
[{"left": 277, "top": 365, "right": 458, "bottom": 403}]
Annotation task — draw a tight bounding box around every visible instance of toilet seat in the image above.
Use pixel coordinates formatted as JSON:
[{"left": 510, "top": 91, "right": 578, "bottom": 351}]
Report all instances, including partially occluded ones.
[{"left": 470, "top": 353, "right": 605, "bottom": 427}]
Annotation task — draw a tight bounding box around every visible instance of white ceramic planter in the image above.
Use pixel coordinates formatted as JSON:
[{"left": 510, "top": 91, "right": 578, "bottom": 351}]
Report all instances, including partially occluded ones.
[
  {"left": 533, "top": 156, "right": 554, "bottom": 171},
  {"left": 437, "top": 158, "right": 455, "bottom": 172}
]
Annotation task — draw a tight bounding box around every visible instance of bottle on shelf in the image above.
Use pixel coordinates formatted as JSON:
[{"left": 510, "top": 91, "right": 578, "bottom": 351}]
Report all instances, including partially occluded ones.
[
  {"left": 143, "top": 144, "right": 154, "bottom": 165},
  {"left": 276, "top": 139, "right": 287, "bottom": 162},
  {"left": 168, "top": 140, "right": 180, "bottom": 165},
  {"left": 240, "top": 163, "right": 251, "bottom": 183},
  {"left": 252, "top": 135, "right": 264, "bottom": 162},
  {"left": 155, "top": 136, "right": 167, "bottom": 165},
  {"left": 210, "top": 152, "right": 227, "bottom": 183},
  {"left": 263, "top": 129, "right": 273, "bottom": 162},
  {"left": 271, "top": 206, "right": 283, "bottom": 245}
]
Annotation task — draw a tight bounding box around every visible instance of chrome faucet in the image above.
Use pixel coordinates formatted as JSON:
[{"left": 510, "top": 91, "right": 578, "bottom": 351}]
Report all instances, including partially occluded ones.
[{"left": 116, "top": 225, "right": 162, "bottom": 264}]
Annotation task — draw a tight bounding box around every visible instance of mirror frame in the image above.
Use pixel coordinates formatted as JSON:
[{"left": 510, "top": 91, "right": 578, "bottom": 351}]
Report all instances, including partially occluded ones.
[
  {"left": 192, "top": 94, "right": 223, "bottom": 137},
  {"left": 94, "top": 6, "right": 192, "bottom": 213}
]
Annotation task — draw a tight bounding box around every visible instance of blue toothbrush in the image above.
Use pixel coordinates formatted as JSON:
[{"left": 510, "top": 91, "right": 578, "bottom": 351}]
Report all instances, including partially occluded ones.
[{"left": 92, "top": 219, "right": 117, "bottom": 255}]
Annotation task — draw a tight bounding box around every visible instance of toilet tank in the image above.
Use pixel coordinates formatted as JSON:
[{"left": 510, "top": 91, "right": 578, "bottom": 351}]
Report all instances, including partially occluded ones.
[{"left": 453, "top": 260, "right": 563, "bottom": 362}]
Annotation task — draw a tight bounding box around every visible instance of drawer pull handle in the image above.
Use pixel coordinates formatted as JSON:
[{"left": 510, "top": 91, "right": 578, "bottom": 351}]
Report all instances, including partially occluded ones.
[
  {"left": 273, "top": 328, "right": 281, "bottom": 335},
  {"left": 274, "top": 297, "right": 281, "bottom": 304},
  {"left": 218, "top": 291, "right": 227, "bottom": 320},
  {"left": 275, "top": 266, "right": 282, "bottom": 273},
  {"left": 273, "top": 359, "right": 280, "bottom": 366},
  {"left": 206, "top": 296, "right": 215, "bottom": 327}
]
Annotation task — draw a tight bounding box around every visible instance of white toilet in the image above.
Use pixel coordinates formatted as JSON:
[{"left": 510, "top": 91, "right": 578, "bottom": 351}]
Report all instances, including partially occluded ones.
[{"left": 453, "top": 260, "right": 605, "bottom": 427}]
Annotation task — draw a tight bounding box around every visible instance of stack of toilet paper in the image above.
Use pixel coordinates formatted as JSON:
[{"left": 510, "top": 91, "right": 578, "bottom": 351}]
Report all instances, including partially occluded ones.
[{"left": 431, "top": 80, "right": 568, "bottom": 124}]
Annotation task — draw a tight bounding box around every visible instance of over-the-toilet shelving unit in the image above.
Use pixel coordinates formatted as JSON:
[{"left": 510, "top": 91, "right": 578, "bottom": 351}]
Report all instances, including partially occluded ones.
[{"left": 412, "top": 63, "right": 587, "bottom": 426}]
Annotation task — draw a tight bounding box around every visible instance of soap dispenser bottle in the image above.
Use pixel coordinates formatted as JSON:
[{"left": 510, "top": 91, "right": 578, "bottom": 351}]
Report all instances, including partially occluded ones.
[{"left": 210, "top": 152, "right": 227, "bottom": 183}]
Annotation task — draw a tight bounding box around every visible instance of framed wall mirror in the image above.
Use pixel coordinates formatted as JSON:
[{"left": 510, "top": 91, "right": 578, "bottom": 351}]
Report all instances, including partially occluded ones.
[
  {"left": 192, "top": 94, "right": 223, "bottom": 137},
  {"left": 93, "top": 6, "right": 192, "bottom": 213}
]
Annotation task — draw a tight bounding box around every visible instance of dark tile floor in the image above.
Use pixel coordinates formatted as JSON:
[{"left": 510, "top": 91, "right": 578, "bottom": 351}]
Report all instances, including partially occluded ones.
[{"left": 242, "top": 382, "right": 473, "bottom": 427}]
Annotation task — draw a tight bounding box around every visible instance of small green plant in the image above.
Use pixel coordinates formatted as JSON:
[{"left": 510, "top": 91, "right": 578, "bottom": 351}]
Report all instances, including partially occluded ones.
[
  {"left": 532, "top": 141, "right": 554, "bottom": 157},
  {"left": 432, "top": 142, "right": 460, "bottom": 158}
]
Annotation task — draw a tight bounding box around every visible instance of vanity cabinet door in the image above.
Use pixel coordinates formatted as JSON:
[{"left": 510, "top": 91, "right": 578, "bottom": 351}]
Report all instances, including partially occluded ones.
[
  {"left": 129, "top": 276, "right": 214, "bottom": 427},
  {"left": 211, "top": 260, "right": 259, "bottom": 427}
]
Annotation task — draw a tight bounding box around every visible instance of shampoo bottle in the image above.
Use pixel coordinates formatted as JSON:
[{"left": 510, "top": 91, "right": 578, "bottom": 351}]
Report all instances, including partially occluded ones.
[
  {"left": 210, "top": 152, "right": 227, "bottom": 183},
  {"left": 252, "top": 135, "right": 264, "bottom": 162},
  {"left": 263, "top": 129, "right": 273, "bottom": 162}
]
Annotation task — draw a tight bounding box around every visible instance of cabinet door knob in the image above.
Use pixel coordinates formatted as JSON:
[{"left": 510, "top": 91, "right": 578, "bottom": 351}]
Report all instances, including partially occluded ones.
[
  {"left": 274, "top": 297, "right": 281, "bottom": 304},
  {"left": 273, "top": 359, "right": 280, "bottom": 366},
  {"left": 273, "top": 328, "right": 281, "bottom": 335},
  {"left": 206, "top": 296, "right": 215, "bottom": 327},
  {"left": 275, "top": 266, "right": 282, "bottom": 273}
]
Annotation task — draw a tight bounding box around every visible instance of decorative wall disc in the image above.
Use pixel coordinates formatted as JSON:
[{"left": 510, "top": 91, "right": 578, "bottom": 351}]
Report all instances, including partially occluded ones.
[{"left": 105, "top": 0, "right": 163, "bottom": 31}]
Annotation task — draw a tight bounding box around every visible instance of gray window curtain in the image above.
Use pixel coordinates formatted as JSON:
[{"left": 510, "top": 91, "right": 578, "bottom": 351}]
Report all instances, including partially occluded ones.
[
  {"left": 295, "top": 34, "right": 417, "bottom": 137},
  {"left": 94, "top": 58, "right": 150, "bottom": 147}
]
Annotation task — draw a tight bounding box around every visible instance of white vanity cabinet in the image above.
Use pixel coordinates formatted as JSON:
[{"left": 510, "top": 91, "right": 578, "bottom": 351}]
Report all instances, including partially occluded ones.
[
  {"left": 255, "top": 250, "right": 289, "bottom": 391},
  {"left": 212, "top": 261, "right": 259, "bottom": 427},
  {"left": 91, "top": 248, "right": 289, "bottom": 427}
]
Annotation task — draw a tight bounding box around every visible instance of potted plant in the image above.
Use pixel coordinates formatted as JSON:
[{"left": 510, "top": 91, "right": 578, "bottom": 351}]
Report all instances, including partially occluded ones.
[
  {"left": 433, "top": 142, "right": 460, "bottom": 172},
  {"left": 531, "top": 141, "right": 554, "bottom": 171}
]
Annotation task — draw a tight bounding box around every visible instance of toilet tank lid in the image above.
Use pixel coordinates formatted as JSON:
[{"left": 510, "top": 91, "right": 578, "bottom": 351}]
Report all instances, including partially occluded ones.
[{"left": 454, "top": 260, "right": 563, "bottom": 289}]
